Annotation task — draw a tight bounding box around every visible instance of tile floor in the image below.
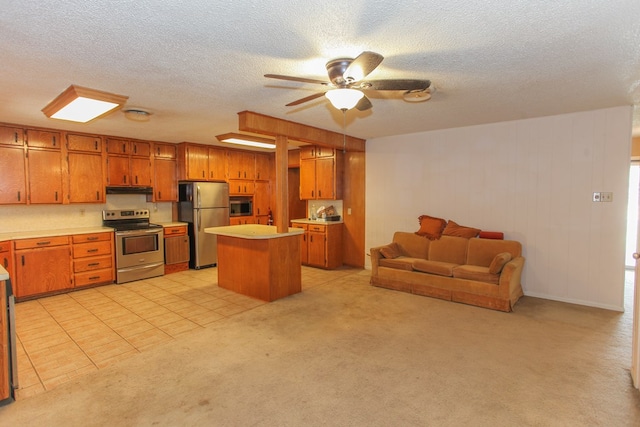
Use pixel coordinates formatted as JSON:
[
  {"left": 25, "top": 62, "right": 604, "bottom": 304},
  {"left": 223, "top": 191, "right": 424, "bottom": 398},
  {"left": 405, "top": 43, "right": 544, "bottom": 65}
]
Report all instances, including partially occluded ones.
[{"left": 13, "top": 265, "right": 359, "bottom": 400}]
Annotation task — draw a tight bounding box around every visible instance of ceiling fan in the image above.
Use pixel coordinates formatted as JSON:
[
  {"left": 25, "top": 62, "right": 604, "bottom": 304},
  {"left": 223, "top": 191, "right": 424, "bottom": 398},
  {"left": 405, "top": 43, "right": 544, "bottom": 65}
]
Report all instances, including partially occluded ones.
[{"left": 264, "top": 51, "right": 432, "bottom": 111}]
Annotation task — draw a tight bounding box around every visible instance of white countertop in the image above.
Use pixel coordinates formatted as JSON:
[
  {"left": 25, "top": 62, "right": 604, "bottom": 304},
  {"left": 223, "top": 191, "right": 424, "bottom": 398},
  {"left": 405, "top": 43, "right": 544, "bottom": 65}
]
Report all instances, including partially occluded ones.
[
  {"left": 205, "top": 224, "right": 304, "bottom": 239},
  {"left": 290, "top": 218, "right": 344, "bottom": 225},
  {"left": 0, "top": 226, "right": 115, "bottom": 242},
  {"left": 157, "top": 221, "right": 189, "bottom": 228},
  {"left": 0, "top": 265, "right": 8, "bottom": 281}
]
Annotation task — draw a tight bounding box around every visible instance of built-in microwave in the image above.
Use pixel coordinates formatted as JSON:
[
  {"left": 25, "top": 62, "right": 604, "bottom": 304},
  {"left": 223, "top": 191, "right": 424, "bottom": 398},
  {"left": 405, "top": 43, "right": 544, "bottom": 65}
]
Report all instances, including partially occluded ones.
[{"left": 230, "top": 196, "right": 253, "bottom": 217}]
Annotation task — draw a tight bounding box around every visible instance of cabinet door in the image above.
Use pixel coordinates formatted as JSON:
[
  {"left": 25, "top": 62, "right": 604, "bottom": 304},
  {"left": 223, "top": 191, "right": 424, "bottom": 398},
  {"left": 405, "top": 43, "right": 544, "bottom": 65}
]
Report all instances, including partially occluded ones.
[
  {"left": 68, "top": 152, "right": 104, "bottom": 203},
  {"left": 131, "top": 141, "right": 151, "bottom": 157},
  {"left": 254, "top": 181, "right": 270, "bottom": 216},
  {"left": 255, "top": 153, "right": 272, "bottom": 181},
  {"left": 186, "top": 145, "right": 208, "bottom": 180},
  {"left": 0, "top": 146, "right": 26, "bottom": 204},
  {"left": 106, "top": 138, "right": 129, "bottom": 154},
  {"left": 299, "top": 158, "right": 316, "bottom": 199},
  {"left": 300, "top": 232, "right": 308, "bottom": 264},
  {"left": 315, "top": 146, "right": 335, "bottom": 158},
  {"left": 299, "top": 146, "right": 316, "bottom": 159},
  {"left": 28, "top": 149, "right": 63, "bottom": 204},
  {"left": 229, "top": 179, "right": 254, "bottom": 195},
  {"left": 208, "top": 147, "right": 226, "bottom": 181},
  {"left": 307, "top": 231, "right": 325, "bottom": 267},
  {"left": 315, "top": 157, "right": 335, "bottom": 199},
  {"left": 14, "top": 246, "right": 72, "bottom": 298},
  {"left": 154, "top": 143, "right": 176, "bottom": 159},
  {"left": 130, "top": 157, "right": 151, "bottom": 186},
  {"left": 0, "top": 242, "right": 14, "bottom": 284},
  {"left": 107, "top": 155, "right": 130, "bottom": 186},
  {"left": 154, "top": 159, "right": 177, "bottom": 201},
  {"left": 67, "top": 134, "right": 102, "bottom": 153},
  {"left": 0, "top": 126, "right": 24, "bottom": 146},
  {"left": 26, "top": 130, "right": 61, "bottom": 149}
]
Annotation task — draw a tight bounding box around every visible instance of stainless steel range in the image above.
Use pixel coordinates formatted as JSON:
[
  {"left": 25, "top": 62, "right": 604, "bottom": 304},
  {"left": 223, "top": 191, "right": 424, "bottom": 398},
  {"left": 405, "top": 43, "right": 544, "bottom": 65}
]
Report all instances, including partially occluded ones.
[{"left": 103, "top": 209, "right": 164, "bottom": 284}]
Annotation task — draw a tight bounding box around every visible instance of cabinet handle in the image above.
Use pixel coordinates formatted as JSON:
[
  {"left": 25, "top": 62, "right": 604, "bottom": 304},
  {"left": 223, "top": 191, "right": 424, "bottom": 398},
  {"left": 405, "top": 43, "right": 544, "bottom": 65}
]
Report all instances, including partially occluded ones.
[
  {"left": 17, "top": 191, "right": 21, "bottom": 202},
  {"left": 135, "top": 175, "right": 138, "bottom": 184},
  {"left": 21, "top": 255, "right": 25, "bottom": 266},
  {"left": 318, "top": 190, "right": 321, "bottom": 198},
  {"left": 55, "top": 191, "right": 58, "bottom": 201},
  {"left": 123, "top": 143, "right": 126, "bottom": 153},
  {"left": 202, "top": 171, "right": 205, "bottom": 178},
  {"left": 37, "top": 241, "right": 51, "bottom": 246},
  {"left": 87, "top": 249, "right": 99, "bottom": 253},
  {"left": 89, "top": 276, "right": 100, "bottom": 280},
  {"left": 88, "top": 262, "right": 99, "bottom": 267},
  {"left": 87, "top": 236, "right": 99, "bottom": 241},
  {"left": 3, "top": 257, "right": 7, "bottom": 268},
  {"left": 124, "top": 175, "right": 127, "bottom": 184},
  {"left": 158, "top": 191, "right": 162, "bottom": 199},
  {"left": 95, "top": 140, "right": 99, "bottom": 150},
  {"left": 52, "top": 135, "right": 56, "bottom": 147},
  {"left": 96, "top": 191, "right": 100, "bottom": 200},
  {"left": 14, "top": 132, "right": 19, "bottom": 143},
  {"left": 310, "top": 235, "right": 313, "bottom": 242},
  {"left": 134, "top": 144, "right": 137, "bottom": 154}
]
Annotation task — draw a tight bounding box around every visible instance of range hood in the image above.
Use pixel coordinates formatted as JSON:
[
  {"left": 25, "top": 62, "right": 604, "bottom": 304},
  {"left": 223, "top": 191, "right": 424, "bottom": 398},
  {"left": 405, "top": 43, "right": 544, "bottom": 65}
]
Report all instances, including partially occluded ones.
[{"left": 106, "top": 186, "right": 153, "bottom": 195}]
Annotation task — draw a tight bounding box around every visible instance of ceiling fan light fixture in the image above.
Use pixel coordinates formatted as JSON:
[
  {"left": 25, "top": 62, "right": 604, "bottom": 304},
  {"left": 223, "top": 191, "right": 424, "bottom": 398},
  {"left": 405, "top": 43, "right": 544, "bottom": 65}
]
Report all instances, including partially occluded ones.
[
  {"left": 403, "top": 87, "right": 434, "bottom": 103},
  {"left": 216, "top": 133, "right": 276, "bottom": 150},
  {"left": 42, "top": 85, "right": 128, "bottom": 123},
  {"left": 325, "top": 88, "right": 364, "bottom": 110}
]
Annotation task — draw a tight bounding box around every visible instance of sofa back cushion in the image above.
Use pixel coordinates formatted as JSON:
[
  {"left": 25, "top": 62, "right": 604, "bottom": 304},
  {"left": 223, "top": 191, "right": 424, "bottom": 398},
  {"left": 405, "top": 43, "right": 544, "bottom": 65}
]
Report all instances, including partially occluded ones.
[
  {"left": 392, "top": 231, "right": 430, "bottom": 259},
  {"left": 466, "top": 238, "right": 522, "bottom": 267},
  {"left": 428, "top": 235, "right": 468, "bottom": 265}
]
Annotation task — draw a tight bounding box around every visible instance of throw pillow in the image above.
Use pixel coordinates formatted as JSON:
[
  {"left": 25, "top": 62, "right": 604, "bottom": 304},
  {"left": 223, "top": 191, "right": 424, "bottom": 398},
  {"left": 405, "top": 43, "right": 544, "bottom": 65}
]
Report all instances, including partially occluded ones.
[
  {"left": 443, "top": 220, "right": 481, "bottom": 238},
  {"left": 415, "top": 215, "right": 447, "bottom": 240},
  {"left": 379, "top": 242, "right": 402, "bottom": 259},
  {"left": 488, "top": 252, "right": 512, "bottom": 274}
]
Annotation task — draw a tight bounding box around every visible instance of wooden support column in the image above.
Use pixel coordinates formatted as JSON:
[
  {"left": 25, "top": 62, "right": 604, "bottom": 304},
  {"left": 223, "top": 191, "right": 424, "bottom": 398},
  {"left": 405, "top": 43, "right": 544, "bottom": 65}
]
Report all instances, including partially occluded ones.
[{"left": 275, "top": 134, "right": 289, "bottom": 233}]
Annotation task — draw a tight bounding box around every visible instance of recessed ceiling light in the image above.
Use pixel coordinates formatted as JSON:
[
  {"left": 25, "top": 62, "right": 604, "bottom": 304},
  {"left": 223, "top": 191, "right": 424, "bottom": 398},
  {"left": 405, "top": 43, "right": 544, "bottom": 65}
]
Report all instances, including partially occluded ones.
[
  {"left": 216, "top": 133, "right": 276, "bottom": 149},
  {"left": 42, "top": 85, "right": 128, "bottom": 123},
  {"left": 123, "top": 108, "right": 152, "bottom": 122}
]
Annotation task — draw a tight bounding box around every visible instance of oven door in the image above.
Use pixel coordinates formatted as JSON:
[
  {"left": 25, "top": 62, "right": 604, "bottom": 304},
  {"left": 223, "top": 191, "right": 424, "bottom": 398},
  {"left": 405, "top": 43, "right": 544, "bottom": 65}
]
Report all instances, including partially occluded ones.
[{"left": 115, "top": 228, "right": 164, "bottom": 269}]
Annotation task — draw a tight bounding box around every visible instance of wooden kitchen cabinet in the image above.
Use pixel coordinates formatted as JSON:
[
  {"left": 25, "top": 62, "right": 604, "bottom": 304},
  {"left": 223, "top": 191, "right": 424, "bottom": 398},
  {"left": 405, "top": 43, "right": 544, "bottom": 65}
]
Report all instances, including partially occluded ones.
[
  {"left": 66, "top": 133, "right": 102, "bottom": 153},
  {"left": 0, "top": 145, "right": 27, "bottom": 204},
  {"left": 13, "top": 236, "right": 72, "bottom": 299},
  {"left": 0, "top": 241, "right": 14, "bottom": 283},
  {"left": 208, "top": 147, "right": 227, "bottom": 181},
  {"left": 68, "top": 152, "right": 104, "bottom": 203},
  {"left": 107, "top": 155, "right": 151, "bottom": 187},
  {"left": 0, "top": 125, "right": 24, "bottom": 146},
  {"left": 229, "top": 217, "right": 254, "bottom": 225},
  {"left": 152, "top": 158, "right": 177, "bottom": 201},
  {"left": 254, "top": 181, "right": 270, "bottom": 218},
  {"left": 164, "top": 225, "right": 189, "bottom": 274},
  {"left": 26, "top": 129, "right": 61, "bottom": 149},
  {"left": 130, "top": 157, "right": 152, "bottom": 186},
  {"left": 255, "top": 152, "right": 273, "bottom": 181},
  {"left": 228, "top": 150, "right": 255, "bottom": 180},
  {"left": 291, "top": 221, "right": 343, "bottom": 269},
  {"left": 71, "top": 232, "right": 114, "bottom": 288},
  {"left": 299, "top": 147, "right": 343, "bottom": 200},
  {"left": 179, "top": 143, "right": 209, "bottom": 180},
  {"left": 27, "top": 149, "right": 64, "bottom": 204},
  {"left": 229, "top": 179, "right": 255, "bottom": 195}
]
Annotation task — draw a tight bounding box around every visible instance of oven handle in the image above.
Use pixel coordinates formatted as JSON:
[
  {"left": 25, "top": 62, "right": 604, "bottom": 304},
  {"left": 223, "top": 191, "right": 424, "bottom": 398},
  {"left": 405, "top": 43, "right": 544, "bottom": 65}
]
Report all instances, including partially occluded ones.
[{"left": 117, "top": 262, "right": 164, "bottom": 273}]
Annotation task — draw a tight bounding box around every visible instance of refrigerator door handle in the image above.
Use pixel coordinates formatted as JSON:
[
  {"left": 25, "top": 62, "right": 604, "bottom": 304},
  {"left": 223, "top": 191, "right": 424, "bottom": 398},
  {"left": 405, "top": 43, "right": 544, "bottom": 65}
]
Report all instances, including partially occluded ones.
[
  {"left": 196, "top": 185, "right": 201, "bottom": 209},
  {"left": 197, "top": 209, "right": 201, "bottom": 232}
]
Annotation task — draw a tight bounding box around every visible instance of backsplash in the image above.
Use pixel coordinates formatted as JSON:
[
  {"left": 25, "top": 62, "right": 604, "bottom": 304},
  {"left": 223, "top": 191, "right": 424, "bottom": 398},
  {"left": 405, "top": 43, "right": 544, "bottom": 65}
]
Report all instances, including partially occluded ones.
[{"left": 0, "top": 194, "right": 173, "bottom": 233}]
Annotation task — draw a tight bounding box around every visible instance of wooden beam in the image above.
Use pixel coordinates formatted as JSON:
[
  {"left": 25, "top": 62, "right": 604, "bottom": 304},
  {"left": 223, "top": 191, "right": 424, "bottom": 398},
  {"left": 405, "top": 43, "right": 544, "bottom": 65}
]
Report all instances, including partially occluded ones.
[
  {"left": 274, "top": 135, "right": 289, "bottom": 233},
  {"left": 238, "top": 111, "right": 366, "bottom": 152}
]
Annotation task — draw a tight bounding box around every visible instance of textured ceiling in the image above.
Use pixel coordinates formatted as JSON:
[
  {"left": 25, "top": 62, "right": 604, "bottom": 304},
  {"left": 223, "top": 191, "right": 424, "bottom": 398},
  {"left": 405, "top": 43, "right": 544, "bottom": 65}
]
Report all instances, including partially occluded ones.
[{"left": 1, "top": 0, "right": 640, "bottom": 146}]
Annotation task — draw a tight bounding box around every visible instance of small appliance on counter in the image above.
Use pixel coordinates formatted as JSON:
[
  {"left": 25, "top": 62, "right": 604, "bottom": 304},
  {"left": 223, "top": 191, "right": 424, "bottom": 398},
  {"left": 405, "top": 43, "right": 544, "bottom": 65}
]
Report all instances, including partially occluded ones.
[
  {"left": 178, "top": 182, "right": 230, "bottom": 269},
  {"left": 102, "top": 209, "right": 164, "bottom": 284}
]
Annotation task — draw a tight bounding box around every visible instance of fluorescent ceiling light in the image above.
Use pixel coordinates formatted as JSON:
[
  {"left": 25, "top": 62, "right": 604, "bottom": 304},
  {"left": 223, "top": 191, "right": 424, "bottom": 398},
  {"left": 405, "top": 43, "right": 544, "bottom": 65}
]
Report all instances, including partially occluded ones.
[
  {"left": 42, "top": 85, "right": 129, "bottom": 123},
  {"left": 216, "top": 133, "right": 276, "bottom": 149},
  {"left": 325, "top": 88, "right": 364, "bottom": 110}
]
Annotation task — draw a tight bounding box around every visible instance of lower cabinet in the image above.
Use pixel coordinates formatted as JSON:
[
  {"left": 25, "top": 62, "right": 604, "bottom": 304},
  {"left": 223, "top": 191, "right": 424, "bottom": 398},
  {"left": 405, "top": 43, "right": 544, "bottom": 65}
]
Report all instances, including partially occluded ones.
[
  {"left": 230, "top": 216, "right": 254, "bottom": 225},
  {"left": 291, "top": 222, "right": 343, "bottom": 269},
  {"left": 71, "top": 232, "right": 114, "bottom": 288},
  {"left": 14, "top": 236, "right": 72, "bottom": 299},
  {"left": 164, "top": 225, "right": 189, "bottom": 274}
]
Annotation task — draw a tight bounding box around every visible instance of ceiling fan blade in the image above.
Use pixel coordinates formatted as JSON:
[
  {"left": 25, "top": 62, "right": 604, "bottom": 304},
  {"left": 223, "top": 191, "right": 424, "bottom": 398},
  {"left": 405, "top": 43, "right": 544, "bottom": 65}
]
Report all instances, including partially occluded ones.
[
  {"left": 264, "top": 74, "right": 330, "bottom": 86},
  {"left": 285, "top": 92, "right": 327, "bottom": 106},
  {"left": 355, "top": 95, "right": 373, "bottom": 111},
  {"left": 362, "top": 79, "right": 431, "bottom": 91},
  {"left": 344, "top": 51, "right": 384, "bottom": 82}
]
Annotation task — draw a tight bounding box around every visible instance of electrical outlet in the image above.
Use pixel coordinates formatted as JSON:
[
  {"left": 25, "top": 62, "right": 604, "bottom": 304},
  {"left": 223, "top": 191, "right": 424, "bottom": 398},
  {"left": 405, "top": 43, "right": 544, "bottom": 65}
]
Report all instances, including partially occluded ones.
[
  {"left": 593, "top": 192, "right": 601, "bottom": 202},
  {"left": 601, "top": 192, "right": 613, "bottom": 202},
  {"left": 347, "top": 208, "right": 352, "bottom": 215}
]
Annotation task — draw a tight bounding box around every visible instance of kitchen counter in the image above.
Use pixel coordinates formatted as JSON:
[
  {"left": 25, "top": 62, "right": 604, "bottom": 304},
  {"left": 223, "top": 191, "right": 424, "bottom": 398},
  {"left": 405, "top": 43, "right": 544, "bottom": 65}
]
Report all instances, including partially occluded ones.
[
  {"left": 0, "top": 226, "right": 114, "bottom": 242},
  {"left": 156, "top": 221, "right": 188, "bottom": 228},
  {"left": 0, "top": 265, "right": 8, "bottom": 281},
  {"left": 205, "top": 224, "right": 302, "bottom": 302},
  {"left": 205, "top": 224, "right": 303, "bottom": 239},
  {"left": 290, "top": 218, "right": 344, "bottom": 225}
]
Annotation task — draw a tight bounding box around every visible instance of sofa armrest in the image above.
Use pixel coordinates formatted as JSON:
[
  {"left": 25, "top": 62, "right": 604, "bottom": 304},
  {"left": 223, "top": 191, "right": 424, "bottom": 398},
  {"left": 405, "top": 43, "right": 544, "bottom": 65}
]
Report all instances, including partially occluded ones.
[
  {"left": 369, "top": 245, "right": 390, "bottom": 277},
  {"left": 498, "top": 256, "right": 525, "bottom": 300}
]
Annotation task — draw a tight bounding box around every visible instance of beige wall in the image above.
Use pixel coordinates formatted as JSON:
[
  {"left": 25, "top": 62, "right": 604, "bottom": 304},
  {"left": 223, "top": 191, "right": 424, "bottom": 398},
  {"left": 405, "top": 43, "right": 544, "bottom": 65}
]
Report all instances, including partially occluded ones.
[{"left": 365, "top": 106, "right": 633, "bottom": 311}]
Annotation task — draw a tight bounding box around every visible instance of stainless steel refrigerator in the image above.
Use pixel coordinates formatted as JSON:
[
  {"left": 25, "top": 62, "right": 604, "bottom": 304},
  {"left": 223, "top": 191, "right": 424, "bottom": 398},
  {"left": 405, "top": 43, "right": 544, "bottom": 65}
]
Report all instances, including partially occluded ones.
[{"left": 178, "top": 182, "right": 230, "bottom": 269}]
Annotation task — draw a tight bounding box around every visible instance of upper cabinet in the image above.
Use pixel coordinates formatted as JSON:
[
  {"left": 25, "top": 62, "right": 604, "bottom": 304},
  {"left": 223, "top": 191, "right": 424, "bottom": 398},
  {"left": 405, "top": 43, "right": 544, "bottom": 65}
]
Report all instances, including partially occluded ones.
[
  {"left": 0, "top": 126, "right": 24, "bottom": 146},
  {"left": 255, "top": 153, "right": 273, "bottom": 181},
  {"left": 106, "top": 138, "right": 151, "bottom": 187},
  {"left": 299, "top": 146, "right": 343, "bottom": 200},
  {"left": 150, "top": 142, "right": 178, "bottom": 202},
  {"left": 66, "top": 133, "right": 104, "bottom": 203},
  {"left": 228, "top": 150, "right": 255, "bottom": 180},
  {"left": 26, "top": 129, "right": 63, "bottom": 204},
  {"left": 0, "top": 126, "right": 26, "bottom": 204},
  {"left": 177, "top": 143, "right": 228, "bottom": 182}
]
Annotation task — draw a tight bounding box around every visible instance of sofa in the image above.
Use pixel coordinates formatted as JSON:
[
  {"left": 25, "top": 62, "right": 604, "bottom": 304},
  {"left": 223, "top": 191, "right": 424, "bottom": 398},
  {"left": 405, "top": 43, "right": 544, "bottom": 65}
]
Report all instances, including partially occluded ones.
[{"left": 370, "top": 231, "right": 525, "bottom": 312}]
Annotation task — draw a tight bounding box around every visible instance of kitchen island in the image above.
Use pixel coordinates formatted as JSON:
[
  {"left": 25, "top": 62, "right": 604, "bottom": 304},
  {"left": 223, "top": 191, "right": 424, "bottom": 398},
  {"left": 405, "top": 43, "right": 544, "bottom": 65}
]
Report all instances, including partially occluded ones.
[{"left": 204, "top": 224, "right": 304, "bottom": 302}]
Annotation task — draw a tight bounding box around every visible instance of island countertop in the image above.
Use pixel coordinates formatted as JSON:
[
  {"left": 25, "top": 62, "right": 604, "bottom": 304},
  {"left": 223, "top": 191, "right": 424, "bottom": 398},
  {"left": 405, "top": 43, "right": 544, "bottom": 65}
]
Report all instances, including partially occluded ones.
[{"left": 205, "top": 224, "right": 304, "bottom": 239}]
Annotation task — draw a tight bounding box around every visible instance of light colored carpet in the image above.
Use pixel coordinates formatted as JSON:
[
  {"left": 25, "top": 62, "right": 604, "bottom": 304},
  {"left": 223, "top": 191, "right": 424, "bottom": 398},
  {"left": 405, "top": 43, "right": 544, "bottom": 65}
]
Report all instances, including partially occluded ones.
[{"left": 1, "top": 269, "right": 640, "bottom": 426}]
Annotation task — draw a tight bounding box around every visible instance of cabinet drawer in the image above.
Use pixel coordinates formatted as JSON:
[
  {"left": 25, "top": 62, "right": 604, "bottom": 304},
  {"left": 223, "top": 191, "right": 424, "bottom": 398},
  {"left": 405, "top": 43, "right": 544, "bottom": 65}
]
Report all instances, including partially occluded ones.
[
  {"left": 0, "top": 241, "right": 10, "bottom": 252},
  {"left": 72, "top": 232, "right": 112, "bottom": 244},
  {"left": 164, "top": 226, "right": 186, "bottom": 236},
  {"left": 74, "top": 255, "right": 113, "bottom": 272},
  {"left": 74, "top": 268, "right": 114, "bottom": 287},
  {"left": 308, "top": 224, "right": 326, "bottom": 233},
  {"left": 14, "top": 235, "right": 69, "bottom": 250},
  {"left": 291, "top": 223, "right": 308, "bottom": 231},
  {"left": 73, "top": 241, "right": 112, "bottom": 258}
]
